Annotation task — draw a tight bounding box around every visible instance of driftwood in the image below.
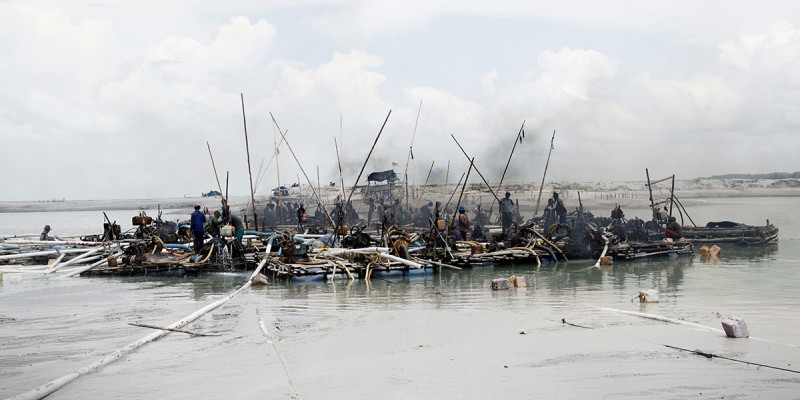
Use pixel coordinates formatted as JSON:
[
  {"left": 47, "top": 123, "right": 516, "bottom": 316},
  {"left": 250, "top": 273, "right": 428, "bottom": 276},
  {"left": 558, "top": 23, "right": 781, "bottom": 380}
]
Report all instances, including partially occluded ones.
[{"left": 128, "top": 322, "right": 220, "bottom": 337}]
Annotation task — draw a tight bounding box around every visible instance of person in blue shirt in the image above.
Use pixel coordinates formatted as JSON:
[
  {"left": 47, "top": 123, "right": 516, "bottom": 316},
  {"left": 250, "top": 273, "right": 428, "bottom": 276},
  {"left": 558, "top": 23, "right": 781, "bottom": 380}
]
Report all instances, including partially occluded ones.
[{"left": 190, "top": 205, "right": 206, "bottom": 254}]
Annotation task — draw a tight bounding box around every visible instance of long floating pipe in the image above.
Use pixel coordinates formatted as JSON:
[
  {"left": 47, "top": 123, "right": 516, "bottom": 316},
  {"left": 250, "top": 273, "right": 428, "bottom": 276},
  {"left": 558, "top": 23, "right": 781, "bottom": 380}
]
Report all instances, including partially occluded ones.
[
  {"left": 0, "top": 248, "right": 95, "bottom": 261},
  {"left": 8, "top": 235, "right": 278, "bottom": 400}
]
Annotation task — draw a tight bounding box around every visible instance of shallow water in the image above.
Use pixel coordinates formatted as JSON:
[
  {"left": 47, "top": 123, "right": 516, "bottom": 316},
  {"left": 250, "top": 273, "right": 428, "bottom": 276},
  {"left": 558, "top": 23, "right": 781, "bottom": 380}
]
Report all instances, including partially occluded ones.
[{"left": 1, "top": 197, "right": 799, "bottom": 399}]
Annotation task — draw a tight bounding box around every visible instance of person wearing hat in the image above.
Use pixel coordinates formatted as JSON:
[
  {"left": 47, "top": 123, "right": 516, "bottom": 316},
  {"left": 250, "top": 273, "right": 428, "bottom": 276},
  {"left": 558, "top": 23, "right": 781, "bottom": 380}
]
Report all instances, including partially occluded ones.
[
  {"left": 40, "top": 225, "right": 55, "bottom": 241},
  {"left": 457, "top": 205, "right": 470, "bottom": 240},
  {"left": 499, "top": 191, "right": 515, "bottom": 233},
  {"left": 190, "top": 205, "right": 206, "bottom": 254},
  {"left": 209, "top": 210, "right": 223, "bottom": 237}
]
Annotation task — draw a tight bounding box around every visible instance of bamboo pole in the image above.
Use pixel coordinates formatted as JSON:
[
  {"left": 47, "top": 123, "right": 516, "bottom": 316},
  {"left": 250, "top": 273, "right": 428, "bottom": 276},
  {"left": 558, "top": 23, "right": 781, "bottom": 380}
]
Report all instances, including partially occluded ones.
[
  {"left": 206, "top": 142, "right": 228, "bottom": 211},
  {"left": 413, "top": 160, "right": 435, "bottom": 212},
  {"left": 239, "top": 93, "right": 258, "bottom": 231},
  {"left": 534, "top": 130, "right": 557, "bottom": 216},
  {"left": 496, "top": 121, "right": 525, "bottom": 195},
  {"left": 445, "top": 161, "right": 450, "bottom": 194},
  {"left": 404, "top": 100, "right": 423, "bottom": 208},
  {"left": 443, "top": 173, "right": 466, "bottom": 211},
  {"left": 339, "top": 115, "right": 345, "bottom": 199},
  {"left": 128, "top": 322, "right": 220, "bottom": 337},
  {"left": 450, "top": 158, "right": 474, "bottom": 232},
  {"left": 269, "top": 112, "right": 336, "bottom": 227},
  {"left": 450, "top": 134, "right": 502, "bottom": 204},
  {"left": 253, "top": 132, "right": 288, "bottom": 193},
  {"left": 334, "top": 138, "right": 345, "bottom": 202},
  {"left": 274, "top": 123, "right": 283, "bottom": 224},
  {"left": 343, "top": 111, "right": 392, "bottom": 212}
]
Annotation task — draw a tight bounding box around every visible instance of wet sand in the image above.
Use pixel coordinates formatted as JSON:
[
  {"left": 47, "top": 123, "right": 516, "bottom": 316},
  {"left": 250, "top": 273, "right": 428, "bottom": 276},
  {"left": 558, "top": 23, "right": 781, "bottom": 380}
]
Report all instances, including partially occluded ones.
[{"left": 3, "top": 271, "right": 798, "bottom": 400}]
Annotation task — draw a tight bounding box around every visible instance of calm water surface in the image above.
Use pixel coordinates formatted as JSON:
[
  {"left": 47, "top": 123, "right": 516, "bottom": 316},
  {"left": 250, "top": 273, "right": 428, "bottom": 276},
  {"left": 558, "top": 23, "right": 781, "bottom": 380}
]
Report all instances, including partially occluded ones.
[{"left": 1, "top": 196, "right": 799, "bottom": 399}]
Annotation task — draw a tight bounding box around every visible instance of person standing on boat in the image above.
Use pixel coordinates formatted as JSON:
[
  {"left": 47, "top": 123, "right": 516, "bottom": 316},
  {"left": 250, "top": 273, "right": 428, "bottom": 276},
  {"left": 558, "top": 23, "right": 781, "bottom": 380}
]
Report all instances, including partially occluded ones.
[
  {"left": 543, "top": 198, "right": 557, "bottom": 227},
  {"left": 190, "top": 205, "right": 206, "bottom": 254},
  {"left": 553, "top": 192, "right": 567, "bottom": 223},
  {"left": 367, "top": 198, "right": 376, "bottom": 226},
  {"left": 297, "top": 203, "right": 306, "bottom": 230},
  {"left": 209, "top": 210, "right": 223, "bottom": 237},
  {"left": 499, "top": 192, "right": 515, "bottom": 233},
  {"left": 665, "top": 216, "right": 683, "bottom": 240},
  {"left": 457, "top": 206, "right": 470, "bottom": 240},
  {"left": 225, "top": 209, "right": 245, "bottom": 243}
]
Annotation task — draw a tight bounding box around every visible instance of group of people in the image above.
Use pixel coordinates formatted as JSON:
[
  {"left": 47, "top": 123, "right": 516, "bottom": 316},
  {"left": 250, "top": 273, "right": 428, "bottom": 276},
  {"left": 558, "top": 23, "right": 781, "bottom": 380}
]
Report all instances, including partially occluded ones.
[
  {"left": 541, "top": 192, "right": 567, "bottom": 228},
  {"left": 190, "top": 205, "right": 245, "bottom": 254}
]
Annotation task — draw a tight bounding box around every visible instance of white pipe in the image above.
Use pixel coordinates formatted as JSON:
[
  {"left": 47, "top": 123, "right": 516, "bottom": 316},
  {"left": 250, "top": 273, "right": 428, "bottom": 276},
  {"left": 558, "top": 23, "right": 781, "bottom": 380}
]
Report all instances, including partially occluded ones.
[
  {"left": 3, "top": 239, "right": 113, "bottom": 247},
  {"left": 45, "top": 249, "right": 101, "bottom": 275},
  {"left": 58, "top": 252, "right": 123, "bottom": 279},
  {"left": 593, "top": 307, "right": 724, "bottom": 333},
  {"left": 378, "top": 253, "right": 423, "bottom": 269},
  {"left": 9, "top": 235, "right": 278, "bottom": 400},
  {"left": 314, "top": 247, "right": 390, "bottom": 258},
  {"left": 593, "top": 235, "right": 610, "bottom": 268},
  {"left": 46, "top": 253, "right": 67, "bottom": 271},
  {"left": 0, "top": 249, "right": 94, "bottom": 261}
]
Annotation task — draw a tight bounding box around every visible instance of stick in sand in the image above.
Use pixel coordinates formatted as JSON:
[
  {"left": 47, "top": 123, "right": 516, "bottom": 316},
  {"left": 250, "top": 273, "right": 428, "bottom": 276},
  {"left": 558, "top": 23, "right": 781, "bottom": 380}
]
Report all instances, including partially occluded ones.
[{"left": 128, "top": 322, "right": 220, "bottom": 337}]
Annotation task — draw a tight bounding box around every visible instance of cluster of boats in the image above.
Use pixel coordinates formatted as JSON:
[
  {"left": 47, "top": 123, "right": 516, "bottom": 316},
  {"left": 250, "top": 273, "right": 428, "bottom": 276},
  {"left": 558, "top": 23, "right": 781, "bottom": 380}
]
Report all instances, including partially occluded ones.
[{"left": 0, "top": 190, "right": 778, "bottom": 282}]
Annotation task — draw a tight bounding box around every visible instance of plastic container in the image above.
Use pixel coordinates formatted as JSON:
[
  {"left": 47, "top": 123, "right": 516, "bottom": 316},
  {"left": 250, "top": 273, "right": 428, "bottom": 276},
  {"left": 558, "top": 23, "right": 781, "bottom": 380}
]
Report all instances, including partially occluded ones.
[{"left": 220, "top": 225, "right": 234, "bottom": 237}]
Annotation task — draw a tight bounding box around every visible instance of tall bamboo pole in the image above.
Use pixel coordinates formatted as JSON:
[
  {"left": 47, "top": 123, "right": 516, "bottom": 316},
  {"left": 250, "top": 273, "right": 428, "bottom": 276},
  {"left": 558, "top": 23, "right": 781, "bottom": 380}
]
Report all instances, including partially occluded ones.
[
  {"left": 404, "top": 100, "right": 423, "bottom": 208},
  {"left": 451, "top": 134, "right": 502, "bottom": 204},
  {"left": 240, "top": 94, "right": 259, "bottom": 231},
  {"left": 206, "top": 142, "right": 228, "bottom": 211},
  {"left": 496, "top": 121, "right": 525, "bottom": 194},
  {"left": 269, "top": 112, "right": 336, "bottom": 227},
  {"left": 445, "top": 160, "right": 450, "bottom": 195},
  {"left": 413, "top": 160, "right": 436, "bottom": 212},
  {"left": 534, "top": 130, "right": 557, "bottom": 216},
  {"left": 335, "top": 138, "right": 345, "bottom": 200},
  {"left": 344, "top": 111, "right": 392, "bottom": 209},
  {"left": 273, "top": 120, "right": 282, "bottom": 224},
  {"left": 450, "top": 158, "right": 474, "bottom": 233}
]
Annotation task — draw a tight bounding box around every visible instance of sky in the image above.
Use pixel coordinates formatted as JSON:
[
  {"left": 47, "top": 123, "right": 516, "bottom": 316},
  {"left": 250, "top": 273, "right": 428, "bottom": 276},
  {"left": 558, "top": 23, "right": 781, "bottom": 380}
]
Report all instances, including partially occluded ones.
[{"left": 2, "top": 0, "right": 800, "bottom": 201}]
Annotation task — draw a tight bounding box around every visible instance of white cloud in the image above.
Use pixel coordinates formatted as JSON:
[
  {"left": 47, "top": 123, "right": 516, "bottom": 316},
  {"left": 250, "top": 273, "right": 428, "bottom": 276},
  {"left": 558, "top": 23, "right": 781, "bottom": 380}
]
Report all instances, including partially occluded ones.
[{"left": 3, "top": 1, "right": 800, "bottom": 201}]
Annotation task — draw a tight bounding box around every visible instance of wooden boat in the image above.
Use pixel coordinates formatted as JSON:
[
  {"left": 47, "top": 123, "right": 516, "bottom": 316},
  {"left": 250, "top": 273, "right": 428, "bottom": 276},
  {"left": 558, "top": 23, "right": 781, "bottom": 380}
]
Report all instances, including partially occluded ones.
[{"left": 678, "top": 221, "right": 778, "bottom": 246}]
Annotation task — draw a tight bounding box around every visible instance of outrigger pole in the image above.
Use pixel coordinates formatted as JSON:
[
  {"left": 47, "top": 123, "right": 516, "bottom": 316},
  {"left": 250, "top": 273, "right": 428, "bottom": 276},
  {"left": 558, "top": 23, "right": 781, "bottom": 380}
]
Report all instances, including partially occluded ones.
[
  {"left": 404, "top": 100, "right": 423, "bottom": 208},
  {"left": 206, "top": 142, "right": 228, "bottom": 211},
  {"left": 413, "top": 160, "right": 436, "bottom": 212},
  {"left": 240, "top": 94, "right": 259, "bottom": 231},
  {"left": 534, "top": 130, "right": 557, "bottom": 216},
  {"left": 451, "top": 134, "right": 502, "bottom": 204},
  {"left": 450, "top": 158, "right": 474, "bottom": 233},
  {"left": 343, "top": 110, "right": 392, "bottom": 210},
  {"left": 269, "top": 112, "right": 336, "bottom": 228},
  {"left": 269, "top": 111, "right": 335, "bottom": 230},
  {"left": 496, "top": 121, "right": 526, "bottom": 195}
]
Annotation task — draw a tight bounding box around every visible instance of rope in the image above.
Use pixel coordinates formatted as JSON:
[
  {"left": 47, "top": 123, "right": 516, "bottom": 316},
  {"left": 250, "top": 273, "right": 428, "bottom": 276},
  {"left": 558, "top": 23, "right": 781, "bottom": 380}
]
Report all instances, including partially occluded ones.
[{"left": 663, "top": 344, "right": 800, "bottom": 374}]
